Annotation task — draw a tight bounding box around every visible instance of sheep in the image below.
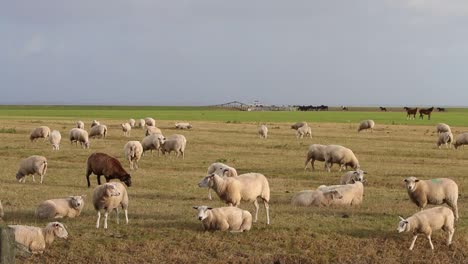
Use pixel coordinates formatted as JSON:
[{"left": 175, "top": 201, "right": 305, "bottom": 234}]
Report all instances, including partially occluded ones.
[
  {"left": 192, "top": 206, "right": 252, "bottom": 232},
  {"left": 121, "top": 123, "right": 131, "bottom": 137},
  {"left": 397, "top": 206, "right": 455, "bottom": 250},
  {"left": 93, "top": 182, "right": 129, "bottom": 229},
  {"left": 317, "top": 181, "right": 364, "bottom": 206},
  {"left": 29, "top": 126, "right": 51, "bottom": 142},
  {"left": 137, "top": 119, "right": 145, "bottom": 128},
  {"left": 76, "top": 121, "right": 85, "bottom": 129},
  {"left": 437, "top": 132, "right": 453, "bottom": 149},
  {"left": 454, "top": 133, "right": 468, "bottom": 149},
  {"left": 128, "top": 119, "right": 136, "bottom": 127},
  {"left": 436, "top": 123, "right": 451, "bottom": 134},
  {"left": 16, "top": 155, "right": 47, "bottom": 184},
  {"left": 69, "top": 128, "right": 89, "bottom": 149},
  {"left": 158, "top": 134, "right": 187, "bottom": 159},
  {"left": 404, "top": 177, "right": 459, "bottom": 220},
  {"left": 357, "top": 120, "right": 375, "bottom": 132},
  {"left": 296, "top": 125, "right": 312, "bottom": 139},
  {"left": 141, "top": 133, "right": 164, "bottom": 156},
  {"left": 304, "top": 144, "right": 327, "bottom": 171},
  {"left": 340, "top": 169, "right": 367, "bottom": 184},
  {"left": 291, "top": 121, "right": 308, "bottom": 130},
  {"left": 145, "top": 117, "right": 156, "bottom": 127},
  {"left": 124, "top": 141, "right": 143, "bottom": 170},
  {"left": 9, "top": 222, "right": 68, "bottom": 254},
  {"left": 323, "top": 145, "right": 360, "bottom": 172},
  {"left": 86, "top": 152, "right": 132, "bottom": 187},
  {"left": 36, "top": 195, "right": 86, "bottom": 219},
  {"left": 145, "top": 126, "right": 162, "bottom": 136},
  {"left": 89, "top": 124, "right": 107, "bottom": 139},
  {"left": 49, "top": 130, "right": 61, "bottom": 150},
  {"left": 175, "top": 122, "right": 193, "bottom": 129},
  {"left": 198, "top": 172, "right": 270, "bottom": 224},
  {"left": 91, "top": 120, "right": 100, "bottom": 128},
  {"left": 258, "top": 125, "right": 268, "bottom": 139},
  {"left": 205, "top": 162, "right": 238, "bottom": 200},
  {"left": 291, "top": 189, "right": 343, "bottom": 206}
]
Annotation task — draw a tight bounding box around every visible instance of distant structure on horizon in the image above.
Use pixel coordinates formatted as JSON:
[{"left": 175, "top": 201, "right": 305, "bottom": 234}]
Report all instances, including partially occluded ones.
[{"left": 209, "top": 101, "right": 294, "bottom": 111}]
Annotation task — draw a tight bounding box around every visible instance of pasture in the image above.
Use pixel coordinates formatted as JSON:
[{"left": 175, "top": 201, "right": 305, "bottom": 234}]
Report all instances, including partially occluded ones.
[{"left": 0, "top": 106, "right": 468, "bottom": 263}]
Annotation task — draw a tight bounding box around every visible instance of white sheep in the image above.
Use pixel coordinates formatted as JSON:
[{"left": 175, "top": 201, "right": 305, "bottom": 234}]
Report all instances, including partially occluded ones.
[
  {"left": 397, "top": 206, "right": 455, "bottom": 250},
  {"left": 9, "top": 222, "right": 68, "bottom": 254},
  {"left": 404, "top": 177, "right": 459, "bottom": 220},
  {"left": 192, "top": 206, "right": 252, "bottom": 232},
  {"left": 258, "top": 125, "right": 268, "bottom": 139},
  {"left": 291, "top": 121, "right": 308, "bottom": 130},
  {"left": 76, "top": 121, "right": 85, "bottom": 129},
  {"left": 36, "top": 195, "right": 86, "bottom": 219},
  {"left": 29, "top": 126, "right": 51, "bottom": 142},
  {"left": 454, "top": 133, "right": 468, "bottom": 149},
  {"left": 296, "top": 125, "right": 312, "bottom": 139},
  {"left": 323, "top": 145, "right": 360, "bottom": 172},
  {"left": 69, "top": 128, "right": 89, "bottom": 148},
  {"left": 91, "top": 120, "right": 100, "bottom": 128},
  {"left": 357, "top": 120, "right": 375, "bottom": 132},
  {"left": 49, "top": 130, "right": 62, "bottom": 150},
  {"left": 437, "top": 132, "right": 453, "bottom": 149},
  {"left": 304, "top": 144, "right": 327, "bottom": 171},
  {"left": 205, "top": 162, "right": 238, "bottom": 200},
  {"left": 121, "top": 123, "right": 131, "bottom": 137},
  {"left": 89, "top": 124, "right": 107, "bottom": 139},
  {"left": 198, "top": 172, "right": 270, "bottom": 224},
  {"left": 158, "top": 134, "right": 187, "bottom": 159},
  {"left": 291, "top": 189, "right": 342, "bottom": 206},
  {"left": 141, "top": 133, "right": 164, "bottom": 156},
  {"left": 128, "top": 119, "right": 136, "bottom": 127},
  {"left": 93, "top": 182, "right": 129, "bottom": 229},
  {"left": 175, "top": 122, "right": 193, "bottom": 129},
  {"left": 145, "top": 126, "right": 162, "bottom": 136},
  {"left": 436, "top": 123, "right": 451, "bottom": 134},
  {"left": 137, "top": 119, "right": 145, "bottom": 128},
  {"left": 145, "top": 117, "right": 156, "bottom": 127},
  {"left": 340, "top": 169, "right": 366, "bottom": 184},
  {"left": 124, "top": 141, "right": 143, "bottom": 170},
  {"left": 317, "top": 181, "right": 364, "bottom": 206},
  {"left": 16, "top": 155, "right": 47, "bottom": 184}
]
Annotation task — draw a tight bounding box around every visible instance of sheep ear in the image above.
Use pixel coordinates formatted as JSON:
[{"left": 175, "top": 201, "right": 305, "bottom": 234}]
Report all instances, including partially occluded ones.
[
  {"left": 192, "top": 206, "right": 198, "bottom": 210},
  {"left": 353, "top": 172, "right": 359, "bottom": 175},
  {"left": 54, "top": 223, "right": 60, "bottom": 228},
  {"left": 81, "top": 194, "right": 87, "bottom": 198},
  {"left": 403, "top": 179, "right": 408, "bottom": 182},
  {"left": 414, "top": 179, "right": 420, "bottom": 182},
  {"left": 363, "top": 171, "right": 367, "bottom": 174},
  {"left": 207, "top": 207, "right": 213, "bottom": 210},
  {"left": 399, "top": 216, "right": 405, "bottom": 222}
]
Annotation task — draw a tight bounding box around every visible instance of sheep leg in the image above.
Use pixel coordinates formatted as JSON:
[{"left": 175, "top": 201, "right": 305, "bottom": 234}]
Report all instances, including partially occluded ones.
[
  {"left": 32, "top": 174, "right": 36, "bottom": 182},
  {"left": 86, "top": 171, "right": 92, "bottom": 187},
  {"left": 264, "top": 200, "right": 270, "bottom": 225},
  {"left": 208, "top": 188, "right": 212, "bottom": 200},
  {"left": 253, "top": 200, "right": 259, "bottom": 223},
  {"left": 40, "top": 174, "right": 44, "bottom": 184},
  {"left": 447, "top": 228, "right": 454, "bottom": 245},
  {"left": 124, "top": 209, "right": 128, "bottom": 224},
  {"left": 409, "top": 235, "right": 418, "bottom": 250},
  {"left": 115, "top": 208, "right": 120, "bottom": 224},
  {"left": 427, "top": 235, "right": 434, "bottom": 250},
  {"left": 97, "top": 175, "right": 102, "bottom": 185},
  {"left": 96, "top": 211, "right": 101, "bottom": 228},
  {"left": 104, "top": 211, "right": 109, "bottom": 229}
]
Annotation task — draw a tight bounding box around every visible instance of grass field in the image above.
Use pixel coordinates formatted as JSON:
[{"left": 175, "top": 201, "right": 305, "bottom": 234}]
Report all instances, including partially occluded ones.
[{"left": 1, "top": 106, "right": 468, "bottom": 263}]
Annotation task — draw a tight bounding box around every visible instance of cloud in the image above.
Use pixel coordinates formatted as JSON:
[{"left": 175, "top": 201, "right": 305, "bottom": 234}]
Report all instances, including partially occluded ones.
[
  {"left": 389, "top": 0, "right": 468, "bottom": 17},
  {"left": 22, "top": 33, "right": 46, "bottom": 56}
]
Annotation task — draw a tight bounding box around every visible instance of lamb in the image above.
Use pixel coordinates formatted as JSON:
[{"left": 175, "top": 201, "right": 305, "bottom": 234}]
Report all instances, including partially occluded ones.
[
  {"left": 89, "top": 124, "right": 107, "bottom": 139},
  {"left": 93, "top": 182, "right": 129, "bottom": 229},
  {"left": 76, "top": 121, "right": 85, "bottom": 129},
  {"left": 436, "top": 123, "right": 451, "bottom": 134},
  {"left": 323, "top": 145, "right": 360, "bottom": 172},
  {"left": 145, "top": 117, "right": 156, "bottom": 127},
  {"left": 49, "top": 130, "right": 62, "bottom": 150},
  {"left": 124, "top": 141, "right": 143, "bottom": 170},
  {"left": 141, "top": 133, "right": 164, "bottom": 156},
  {"left": 257, "top": 125, "right": 268, "bottom": 139},
  {"left": 29, "top": 126, "right": 51, "bottom": 142},
  {"left": 437, "top": 132, "right": 453, "bottom": 149},
  {"left": 137, "top": 119, "right": 145, "bottom": 128},
  {"left": 291, "top": 121, "right": 308, "bottom": 130},
  {"left": 158, "top": 134, "right": 187, "bottom": 159},
  {"left": 36, "top": 195, "right": 86, "bottom": 219},
  {"left": 304, "top": 144, "right": 327, "bottom": 171},
  {"left": 69, "top": 128, "right": 89, "bottom": 148},
  {"left": 9, "top": 222, "right": 68, "bottom": 254},
  {"left": 397, "top": 206, "right": 455, "bottom": 250},
  {"left": 296, "top": 125, "right": 312, "bottom": 139},
  {"left": 454, "top": 133, "right": 468, "bottom": 149},
  {"left": 291, "top": 189, "right": 343, "bottom": 206},
  {"left": 357, "top": 120, "right": 375, "bottom": 132},
  {"left": 198, "top": 172, "right": 270, "bottom": 224},
  {"left": 91, "top": 120, "right": 100, "bottom": 127},
  {"left": 317, "top": 181, "right": 364, "bottom": 206},
  {"left": 145, "top": 126, "right": 162, "bottom": 136},
  {"left": 86, "top": 152, "right": 132, "bottom": 187},
  {"left": 340, "top": 169, "right": 366, "bottom": 184},
  {"left": 205, "top": 162, "right": 238, "bottom": 200},
  {"left": 175, "top": 122, "right": 193, "bottom": 129},
  {"left": 121, "top": 123, "right": 131, "bottom": 137},
  {"left": 16, "top": 155, "right": 47, "bottom": 184},
  {"left": 404, "top": 177, "right": 458, "bottom": 220},
  {"left": 128, "top": 119, "right": 136, "bottom": 127},
  {"left": 192, "top": 206, "right": 252, "bottom": 232}
]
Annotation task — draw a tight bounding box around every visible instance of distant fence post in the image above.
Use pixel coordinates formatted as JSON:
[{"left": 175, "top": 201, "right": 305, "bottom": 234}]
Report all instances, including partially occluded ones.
[{"left": 0, "top": 226, "right": 15, "bottom": 264}]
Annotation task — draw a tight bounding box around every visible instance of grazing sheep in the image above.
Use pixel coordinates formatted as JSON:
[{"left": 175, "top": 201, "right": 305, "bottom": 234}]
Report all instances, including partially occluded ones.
[
  {"left": 437, "top": 132, "right": 453, "bottom": 149},
  {"left": 324, "top": 145, "right": 360, "bottom": 172},
  {"left": 29, "top": 126, "right": 51, "bottom": 142},
  {"left": 205, "top": 163, "right": 238, "bottom": 200},
  {"left": 304, "top": 144, "right": 327, "bottom": 171},
  {"left": 93, "top": 182, "right": 129, "bottom": 229},
  {"left": 145, "top": 126, "right": 162, "bottom": 136},
  {"left": 86, "top": 152, "right": 132, "bottom": 187},
  {"left": 16, "top": 155, "right": 47, "bottom": 184},
  {"left": 340, "top": 169, "right": 366, "bottom": 184},
  {"left": 404, "top": 177, "right": 459, "bottom": 220},
  {"left": 9, "top": 222, "right": 68, "bottom": 254},
  {"left": 158, "top": 134, "right": 187, "bottom": 159},
  {"left": 128, "top": 119, "right": 136, "bottom": 127},
  {"left": 454, "top": 133, "right": 468, "bottom": 149},
  {"left": 357, "top": 120, "right": 375, "bottom": 132},
  {"left": 36, "top": 195, "right": 86, "bottom": 219},
  {"left": 291, "top": 189, "right": 343, "bottom": 206},
  {"left": 436, "top": 123, "right": 451, "bottom": 134},
  {"left": 89, "top": 124, "right": 107, "bottom": 139},
  {"left": 69, "top": 128, "right": 89, "bottom": 149},
  {"left": 0, "top": 200, "right": 4, "bottom": 219},
  {"left": 145, "top": 117, "right": 156, "bottom": 127},
  {"left": 175, "top": 122, "right": 193, "bottom": 129},
  {"left": 49, "top": 130, "right": 61, "bottom": 150},
  {"left": 397, "top": 206, "right": 455, "bottom": 250},
  {"left": 121, "top": 123, "right": 131, "bottom": 137},
  {"left": 141, "top": 133, "right": 164, "bottom": 156},
  {"left": 317, "top": 181, "right": 364, "bottom": 206},
  {"left": 258, "top": 125, "right": 268, "bottom": 139},
  {"left": 76, "top": 121, "right": 84, "bottom": 129},
  {"left": 91, "top": 120, "right": 100, "bottom": 128},
  {"left": 137, "top": 119, "right": 145, "bottom": 128},
  {"left": 198, "top": 172, "right": 270, "bottom": 224},
  {"left": 124, "top": 141, "right": 143, "bottom": 170},
  {"left": 296, "top": 125, "right": 312, "bottom": 139},
  {"left": 291, "top": 121, "right": 308, "bottom": 130},
  {"left": 193, "top": 206, "right": 252, "bottom": 232}
]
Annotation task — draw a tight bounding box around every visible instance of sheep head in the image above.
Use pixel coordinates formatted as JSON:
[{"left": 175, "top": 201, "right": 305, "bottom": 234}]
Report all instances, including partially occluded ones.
[
  {"left": 404, "top": 177, "right": 419, "bottom": 192},
  {"left": 193, "top": 206, "right": 213, "bottom": 221}
]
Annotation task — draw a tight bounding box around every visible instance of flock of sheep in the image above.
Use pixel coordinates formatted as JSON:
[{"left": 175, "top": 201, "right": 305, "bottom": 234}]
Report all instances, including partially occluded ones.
[{"left": 3, "top": 117, "right": 466, "bottom": 254}]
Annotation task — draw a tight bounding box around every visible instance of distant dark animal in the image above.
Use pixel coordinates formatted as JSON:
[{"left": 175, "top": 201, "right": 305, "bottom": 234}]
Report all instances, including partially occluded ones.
[
  {"left": 379, "top": 107, "right": 387, "bottom": 112},
  {"left": 86, "top": 152, "right": 132, "bottom": 188},
  {"left": 319, "top": 105, "right": 328, "bottom": 111},
  {"left": 419, "top": 107, "right": 434, "bottom": 120},
  {"left": 437, "top": 107, "right": 446, "bottom": 112},
  {"left": 341, "top": 106, "right": 349, "bottom": 111},
  {"left": 404, "top": 107, "right": 418, "bottom": 120}
]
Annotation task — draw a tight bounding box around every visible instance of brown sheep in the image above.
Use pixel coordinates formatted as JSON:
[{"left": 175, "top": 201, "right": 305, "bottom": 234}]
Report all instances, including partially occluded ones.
[{"left": 86, "top": 153, "right": 132, "bottom": 188}]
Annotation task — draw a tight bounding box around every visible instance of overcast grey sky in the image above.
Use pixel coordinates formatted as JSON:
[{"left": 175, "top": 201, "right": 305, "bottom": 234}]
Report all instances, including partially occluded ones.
[{"left": 1, "top": 1, "right": 468, "bottom": 106}]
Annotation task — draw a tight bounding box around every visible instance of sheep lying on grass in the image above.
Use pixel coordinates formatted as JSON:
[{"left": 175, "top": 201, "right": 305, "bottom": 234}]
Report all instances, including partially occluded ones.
[
  {"left": 340, "top": 169, "right": 366, "bottom": 184},
  {"left": 16, "top": 155, "right": 47, "bottom": 184},
  {"left": 193, "top": 206, "right": 252, "bottom": 232},
  {"left": 175, "top": 122, "right": 192, "bottom": 129},
  {"left": 317, "top": 180, "right": 364, "bottom": 206},
  {"left": 93, "top": 182, "right": 129, "bottom": 229},
  {"left": 36, "top": 195, "right": 86, "bottom": 219},
  {"left": 291, "top": 189, "right": 342, "bottom": 206},
  {"left": 9, "top": 222, "right": 68, "bottom": 254}
]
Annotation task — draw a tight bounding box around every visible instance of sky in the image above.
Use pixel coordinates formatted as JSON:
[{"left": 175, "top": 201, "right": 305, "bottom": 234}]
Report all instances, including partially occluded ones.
[{"left": 1, "top": 0, "right": 468, "bottom": 106}]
